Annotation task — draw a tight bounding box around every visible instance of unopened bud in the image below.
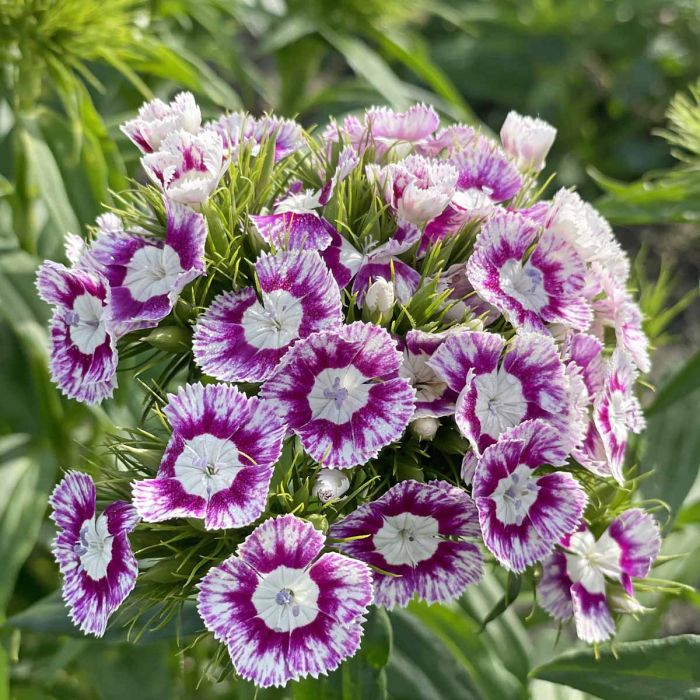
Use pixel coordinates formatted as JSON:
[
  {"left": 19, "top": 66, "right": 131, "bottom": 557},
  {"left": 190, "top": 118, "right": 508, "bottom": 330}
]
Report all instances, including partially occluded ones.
[
  {"left": 143, "top": 326, "right": 191, "bottom": 352},
  {"left": 312, "top": 469, "right": 350, "bottom": 502},
  {"left": 411, "top": 416, "right": 439, "bottom": 441},
  {"left": 500, "top": 111, "right": 556, "bottom": 172},
  {"left": 363, "top": 278, "right": 395, "bottom": 325},
  {"left": 608, "top": 589, "right": 651, "bottom": 615}
]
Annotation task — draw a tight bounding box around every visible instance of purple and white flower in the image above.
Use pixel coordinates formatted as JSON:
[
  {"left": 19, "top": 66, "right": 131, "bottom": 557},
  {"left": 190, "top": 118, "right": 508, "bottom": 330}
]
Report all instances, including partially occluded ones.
[
  {"left": 50, "top": 472, "right": 139, "bottom": 637},
  {"left": 193, "top": 250, "right": 342, "bottom": 383},
  {"left": 428, "top": 331, "right": 569, "bottom": 454},
  {"left": 87, "top": 199, "right": 206, "bottom": 336},
  {"left": 500, "top": 111, "right": 557, "bottom": 172},
  {"left": 370, "top": 155, "right": 458, "bottom": 226},
  {"left": 365, "top": 104, "right": 440, "bottom": 155},
  {"left": 593, "top": 350, "right": 645, "bottom": 484},
  {"left": 197, "top": 514, "right": 373, "bottom": 687},
  {"left": 330, "top": 480, "right": 482, "bottom": 608},
  {"left": 261, "top": 322, "right": 415, "bottom": 468},
  {"left": 121, "top": 92, "right": 201, "bottom": 154},
  {"left": 467, "top": 210, "right": 592, "bottom": 333},
  {"left": 472, "top": 419, "right": 586, "bottom": 572},
  {"left": 142, "top": 128, "right": 228, "bottom": 205},
  {"left": 539, "top": 509, "right": 661, "bottom": 643},
  {"left": 132, "top": 382, "right": 286, "bottom": 530},
  {"left": 399, "top": 330, "right": 459, "bottom": 419},
  {"left": 36, "top": 261, "right": 118, "bottom": 404}
]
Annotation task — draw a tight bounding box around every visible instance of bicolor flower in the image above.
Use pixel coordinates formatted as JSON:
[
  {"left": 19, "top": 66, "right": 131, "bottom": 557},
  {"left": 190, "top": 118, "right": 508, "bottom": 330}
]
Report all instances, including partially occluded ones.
[
  {"left": 36, "top": 261, "right": 118, "bottom": 404},
  {"left": 592, "top": 271, "right": 651, "bottom": 374},
  {"left": 261, "top": 322, "right": 416, "bottom": 468},
  {"left": 87, "top": 199, "right": 206, "bottom": 336},
  {"left": 417, "top": 123, "right": 477, "bottom": 157},
  {"left": 472, "top": 419, "right": 586, "bottom": 572},
  {"left": 365, "top": 104, "right": 440, "bottom": 155},
  {"left": 467, "top": 210, "right": 592, "bottom": 332},
  {"left": 121, "top": 92, "right": 201, "bottom": 154},
  {"left": 370, "top": 155, "right": 458, "bottom": 226},
  {"left": 593, "top": 350, "right": 645, "bottom": 484},
  {"left": 142, "top": 128, "right": 228, "bottom": 205},
  {"left": 330, "top": 480, "right": 482, "bottom": 608},
  {"left": 428, "top": 330, "right": 569, "bottom": 454},
  {"left": 538, "top": 509, "right": 661, "bottom": 643},
  {"left": 49, "top": 471, "right": 139, "bottom": 637},
  {"left": 399, "top": 329, "right": 459, "bottom": 419},
  {"left": 546, "top": 189, "right": 630, "bottom": 288},
  {"left": 211, "top": 113, "right": 303, "bottom": 162},
  {"left": 132, "top": 382, "right": 286, "bottom": 530},
  {"left": 500, "top": 111, "right": 557, "bottom": 172},
  {"left": 438, "top": 262, "right": 499, "bottom": 325},
  {"left": 197, "top": 514, "right": 373, "bottom": 687},
  {"left": 193, "top": 249, "right": 342, "bottom": 383}
]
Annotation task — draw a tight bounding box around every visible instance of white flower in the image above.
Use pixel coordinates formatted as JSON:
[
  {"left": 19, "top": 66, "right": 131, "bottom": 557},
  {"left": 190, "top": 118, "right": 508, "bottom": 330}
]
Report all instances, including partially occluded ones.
[
  {"left": 364, "top": 278, "right": 395, "bottom": 315},
  {"left": 500, "top": 111, "right": 556, "bottom": 172}
]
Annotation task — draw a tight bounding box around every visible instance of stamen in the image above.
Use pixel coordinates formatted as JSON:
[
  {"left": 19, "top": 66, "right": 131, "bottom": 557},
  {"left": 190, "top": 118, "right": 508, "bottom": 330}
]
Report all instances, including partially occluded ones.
[{"left": 323, "top": 376, "right": 349, "bottom": 410}]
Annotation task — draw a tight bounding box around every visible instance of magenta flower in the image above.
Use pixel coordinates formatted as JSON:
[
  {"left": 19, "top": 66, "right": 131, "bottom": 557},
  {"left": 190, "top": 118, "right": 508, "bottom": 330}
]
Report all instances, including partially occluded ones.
[
  {"left": 120, "top": 92, "right": 201, "bottom": 154},
  {"left": 467, "top": 210, "right": 592, "bottom": 333},
  {"left": 330, "top": 480, "right": 482, "bottom": 608},
  {"left": 36, "top": 261, "right": 118, "bottom": 404},
  {"left": 197, "top": 514, "right": 373, "bottom": 687},
  {"left": 593, "top": 350, "right": 645, "bottom": 484},
  {"left": 132, "top": 382, "right": 286, "bottom": 530},
  {"left": 539, "top": 509, "right": 661, "bottom": 643},
  {"left": 142, "top": 129, "right": 228, "bottom": 205},
  {"left": 418, "top": 123, "right": 477, "bottom": 157},
  {"left": 261, "top": 322, "right": 415, "bottom": 468},
  {"left": 87, "top": 198, "right": 206, "bottom": 336},
  {"left": 399, "top": 330, "right": 459, "bottom": 419},
  {"left": 472, "top": 419, "right": 587, "bottom": 572},
  {"left": 500, "top": 111, "right": 557, "bottom": 172},
  {"left": 428, "top": 330, "right": 568, "bottom": 454},
  {"left": 50, "top": 472, "right": 139, "bottom": 637},
  {"left": 365, "top": 104, "right": 440, "bottom": 154},
  {"left": 193, "top": 250, "right": 342, "bottom": 383}
]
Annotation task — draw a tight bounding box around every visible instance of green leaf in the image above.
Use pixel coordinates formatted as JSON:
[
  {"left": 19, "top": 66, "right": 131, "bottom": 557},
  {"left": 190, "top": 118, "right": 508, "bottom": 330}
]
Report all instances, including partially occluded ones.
[
  {"left": 0, "top": 447, "right": 55, "bottom": 610},
  {"left": 19, "top": 125, "right": 80, "bottom": 237},
  {"left": 320, "top": 30, "right": 409, "bottom": 110},
  {"left": 646, "top": 350, "right": 700, "bottom": 416},
  {"left": 479, "top": 571, "right": 522, "bottom": 631},
  {"left": 530, "top": 635, "right": 700, "bottom": 699},
  {"left": 640, "top": 392, "right": 700, "bottom": 528},
  {"left": 5, "top": 592, "right": 203, "bottom": 644},
  {"left": 362, "top": 606, "right": 392, "bottom": 670},
  {"left": 387, "top": 609, "right": 484, "bottom": 699}
]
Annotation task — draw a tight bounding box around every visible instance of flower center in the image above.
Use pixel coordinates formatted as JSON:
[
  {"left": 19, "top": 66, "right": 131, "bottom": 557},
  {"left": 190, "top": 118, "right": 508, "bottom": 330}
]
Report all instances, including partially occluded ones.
[
  {"left": 308, "top": 366, "right": 372, "bottom": 425},
  {"left": 252, "top": 566, "right": 320, "bottom": 633},
  {"left": 173, "top": 433, "right": 243, "bottom": 500},
  {"left": 241, "top": 289, "right": 303, "bottom": 351},
  {"left": 373, "top": 512, "right": 440, "bottom": 566},
  {"left": 499, "top": 258, "right": 548, "bottom": 313},
  {"left": 74, "top": 515, "right": 114, "bottom": 580},
  {"left": 123, "top": 244, "right": 184, "bottom": 302},
  {"left": 491, "top": 463, "right": 539, "bottom": 526},
  {"left": 66, "top": 293, "right": 108, "bottom": 354},
  {"left": 473, "top": 368, "right": 527, "bottom": 440}
]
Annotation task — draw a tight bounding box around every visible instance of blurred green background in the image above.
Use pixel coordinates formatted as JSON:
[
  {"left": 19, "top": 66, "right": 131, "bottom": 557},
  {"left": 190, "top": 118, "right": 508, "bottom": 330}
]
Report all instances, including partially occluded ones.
[{"left": 0, "top": 1, "right": 699, "bottom": 698}]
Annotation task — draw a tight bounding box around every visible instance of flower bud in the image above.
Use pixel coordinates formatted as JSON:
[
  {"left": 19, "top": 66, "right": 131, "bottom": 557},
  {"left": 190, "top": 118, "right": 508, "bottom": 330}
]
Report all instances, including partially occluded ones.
[
  {"left": 363, "top": 278, "right": 395, "bottom": 325},
  {"left": 500, "top": 111, "right": 556, "bottom": 172},
  {"left": 411, "top": 416, "right": 439, "bottom": 441},
  {"left": 607, "top": 589, "right": 651, "bottom": 615},
  {"left": 312, "top": 469, "right": 350, "bottom": 502},
  {"left": 143, "top": 326, "right": 191, "bottom": 352}
]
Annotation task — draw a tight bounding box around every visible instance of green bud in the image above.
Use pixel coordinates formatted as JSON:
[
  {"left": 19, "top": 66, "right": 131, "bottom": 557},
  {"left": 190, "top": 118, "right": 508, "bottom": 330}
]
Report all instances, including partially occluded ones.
[
  {"left": 143, "top": 326, "right": 191, "bottom": 352},
  {"left": 306, "top": 513, "right": 329, "bottom": 533}
]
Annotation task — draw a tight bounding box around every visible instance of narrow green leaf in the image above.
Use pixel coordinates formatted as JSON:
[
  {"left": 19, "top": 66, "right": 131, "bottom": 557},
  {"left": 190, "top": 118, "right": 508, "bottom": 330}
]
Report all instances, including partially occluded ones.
[
  {"left": 479, "top": 571, "right": 522, "bottom": 631},
  {"left": 647, "top": 350, "right": 700, "bottom": 416},
  {"left": 530, "top": 635, "right": 700, "bottom": 700}
]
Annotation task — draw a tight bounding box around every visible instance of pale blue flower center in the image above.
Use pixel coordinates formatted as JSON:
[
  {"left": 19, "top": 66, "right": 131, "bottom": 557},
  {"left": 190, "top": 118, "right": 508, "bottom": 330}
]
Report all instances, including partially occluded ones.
[
  {"left": 275, "top": 588, "right": 300, "bottom": 617},
  {"left": 323, "top": 376, "right": 349, "bottom": 410}
]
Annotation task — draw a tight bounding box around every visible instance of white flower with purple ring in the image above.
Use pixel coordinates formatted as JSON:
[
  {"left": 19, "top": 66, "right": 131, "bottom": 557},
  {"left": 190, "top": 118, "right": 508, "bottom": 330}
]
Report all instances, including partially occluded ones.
[
  {"left": 330, "top": 480, "right": 483, "bottom": 608},
  {"left": 132, "top": 382, "right": 286, "bottom": 530},
  {"left": 261, "top": 322, "right": 416, "bottom": 468},
  {"left": 467, "top": 210, "right": 592, "bottom": 333},
  {"left": 428, "top": 330, "right": 569, "bottom": 454},
  {"left": 538, "top": 509, "right": 661, "bottom": 643},
  {"left": 193, "top": 249, "right": 342, "bottom": 383},
  {"left": 197, "top": 514, "right": 373, "bottom": 687},
  {"left": 36, "top": 261, "right": 117, "bottom": 404},
  {"left": 472, "top": 419, "right": 587, "bottom": 573},
  {"left": 50, "top": 471, "right": 139, "bottom": 637}
]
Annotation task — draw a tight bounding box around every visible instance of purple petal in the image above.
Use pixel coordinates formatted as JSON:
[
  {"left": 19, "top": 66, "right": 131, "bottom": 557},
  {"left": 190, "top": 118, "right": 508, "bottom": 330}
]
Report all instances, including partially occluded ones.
[
  {"left": 570, "top": 582, "right": 615, "bottom": 643},
  {"left": 250, "top": 212, "right": 336, "bottom": 251},
  {"left": 607, "top": 508, "right": 661, "bottom": 579},
  {"left": 538, "top": 550, "right": 574, "bottom": 621}
]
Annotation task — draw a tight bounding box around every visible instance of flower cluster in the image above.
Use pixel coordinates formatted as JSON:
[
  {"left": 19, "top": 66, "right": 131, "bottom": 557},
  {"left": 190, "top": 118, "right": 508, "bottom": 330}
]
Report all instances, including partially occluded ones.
[{"left": 39, "top": 94, "right": 662, "bottom": 687}]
